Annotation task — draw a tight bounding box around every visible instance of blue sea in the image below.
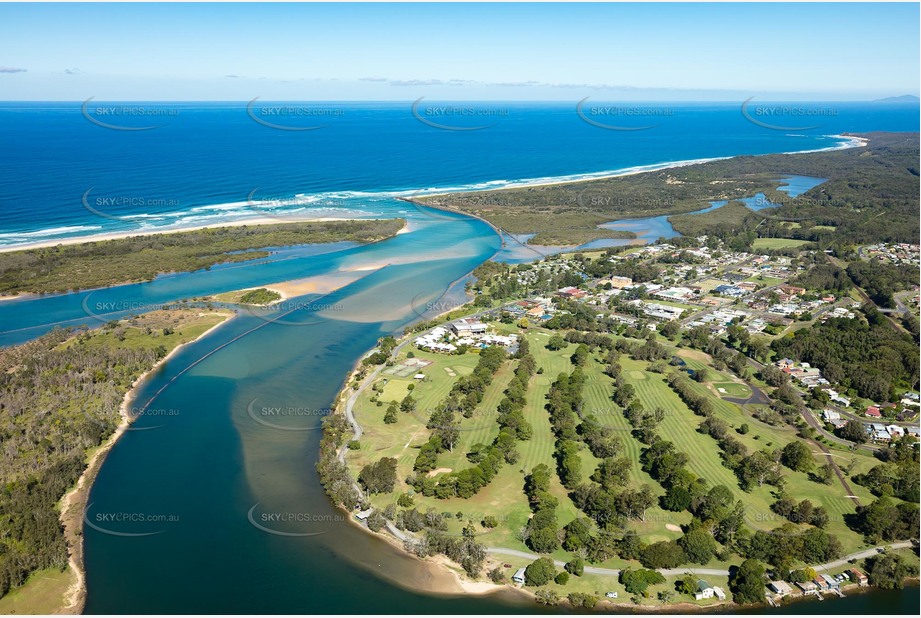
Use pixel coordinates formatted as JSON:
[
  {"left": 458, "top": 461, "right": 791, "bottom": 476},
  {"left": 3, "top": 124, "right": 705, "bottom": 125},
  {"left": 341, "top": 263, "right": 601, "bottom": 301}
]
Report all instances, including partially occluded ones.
[
  {"left": 0, "top": 101, "right": 917, "bottom": 247},
  {"left": 0, "top": 101, "right": 919, "bottom": 615}
]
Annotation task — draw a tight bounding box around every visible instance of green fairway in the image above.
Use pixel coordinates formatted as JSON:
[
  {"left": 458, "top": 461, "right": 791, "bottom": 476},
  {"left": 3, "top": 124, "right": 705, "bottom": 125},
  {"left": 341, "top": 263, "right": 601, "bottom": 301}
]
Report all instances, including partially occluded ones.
[
  {"left": 752, "top": 238, "right": 811, "bottom": 249},
  {"left": 712, "top": 381, "right": 752, "bottom": 399},
  {"left": 349, "top": 321, "right": 886, "bottom": 569}
]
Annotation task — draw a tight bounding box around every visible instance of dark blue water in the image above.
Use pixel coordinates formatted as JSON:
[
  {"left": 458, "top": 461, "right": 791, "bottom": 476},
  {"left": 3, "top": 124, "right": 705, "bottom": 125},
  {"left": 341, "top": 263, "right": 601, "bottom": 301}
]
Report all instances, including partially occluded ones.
[
  {"left": 0, "top": 102, "right": 917, "bottom": 247},
  {"left": 1, "top": 103, "right": 918, "bottom": 614}
]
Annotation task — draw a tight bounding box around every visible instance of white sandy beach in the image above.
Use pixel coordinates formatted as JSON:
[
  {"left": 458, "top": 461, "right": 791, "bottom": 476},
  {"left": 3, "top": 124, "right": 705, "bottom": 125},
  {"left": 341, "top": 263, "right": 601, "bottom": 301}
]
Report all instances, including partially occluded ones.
[
  {"left": 0, "top": 215, "right": 354, "bottom": 254},
  {"left": 0, "top": 134, "right": 864, "bottom": 257},
  {"left": 416, "top": 133, "right": 868, "bottom": 200}
]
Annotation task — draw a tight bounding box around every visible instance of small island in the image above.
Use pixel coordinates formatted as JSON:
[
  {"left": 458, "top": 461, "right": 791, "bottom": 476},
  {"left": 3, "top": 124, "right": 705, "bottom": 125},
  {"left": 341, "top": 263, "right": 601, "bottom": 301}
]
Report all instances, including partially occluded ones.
[{"left": 212, "top": 287, "right": 283, "bottom": 306}]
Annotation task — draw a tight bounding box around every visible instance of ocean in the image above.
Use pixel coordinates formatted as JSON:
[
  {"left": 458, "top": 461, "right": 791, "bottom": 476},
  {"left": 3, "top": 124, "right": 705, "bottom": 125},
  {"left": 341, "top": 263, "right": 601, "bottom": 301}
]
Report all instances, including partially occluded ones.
[
  {"left": 0, "top": 101, "right": 917, "bottom": 248},
  {"left": 0, "top": 101, "right": 918, "bottom": 614}
]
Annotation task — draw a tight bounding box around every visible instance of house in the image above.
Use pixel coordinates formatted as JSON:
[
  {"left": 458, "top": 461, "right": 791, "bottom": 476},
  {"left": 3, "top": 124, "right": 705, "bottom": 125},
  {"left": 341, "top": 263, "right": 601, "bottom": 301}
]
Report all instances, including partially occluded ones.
[
  {"left": 831, "top": 394, "right": 851, "bottom": 407},
  {"left": 354, "top": 509, "right": 373, "bottom": 521},
  {"left": 819, "top": 574, "right": 839, "bottom": 590},
  {"left": 796, "top": 581, "right": 817, "bottom": 593},
  {"left": 694, "top": 580, "right": 726, "bottom": 600},
  {"left": 780, "top": 284, "right": 806, "bottom": 296},
  {"left": 714, "top": 284, "right": 745, "bottom": 297},
  {"left": 526, "top": 306, "right": 545, "bottom": 318},
  {"left": 768, "top": 581, "right": 794, "bottom": 596},
  {"left": 865, "top": 406, "right": 882, "bottom": 418},
  {"left": 557, "top": 286, "right": 587, "bottom": 299},
  {"left": 868, "top": 423, "right": 890, "bottom": 442},
  {"left": 813, "top": 576, "right": 829, "bottom": 591},
  {"left": 606, "top": 276, "right": 633, "bottom": 289},
  {"left": 512, "top": 568, "right": 526, "bottom": 585},
  {"left": 847, "top": 569, "right": 868, "bottom": 586}
]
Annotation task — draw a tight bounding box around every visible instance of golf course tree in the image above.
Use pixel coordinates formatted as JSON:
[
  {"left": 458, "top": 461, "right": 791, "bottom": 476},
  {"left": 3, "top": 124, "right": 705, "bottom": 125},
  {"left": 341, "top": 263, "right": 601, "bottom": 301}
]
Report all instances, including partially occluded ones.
[
  {"left": 383, "top": 402, "right": 398, "bottom": 424},
  {"left": 678, "top": 528, "right": 718, "bottom": 564},
  {"left": 849, "top": 496, "right": 920, "bottom": 542},
  {"left": 358, "top": 457, "right": 398, "bottom": 494},
  {"left": 523, "top": 464, "right": 562, "bottom": 553},
  {"left": 640, "top": 540, "right": 686, "bottom": 569},
  {"left": 619, "top": 568, "right": 665, "bottom": 596},
  {"left": 524, "top": 556, "right": 557, "bottom": 586},
  {"left": 780, "top": 440, "right": 814, "bottom": 472},
  {"left": 864, "top": 551, "right": 920, "bottom": 590},
  {"left": 729, "top": 558, "right": 767, "bottom": 604},
  {"left": 838, "top": 419, "right": 868, "bottom": 443}
]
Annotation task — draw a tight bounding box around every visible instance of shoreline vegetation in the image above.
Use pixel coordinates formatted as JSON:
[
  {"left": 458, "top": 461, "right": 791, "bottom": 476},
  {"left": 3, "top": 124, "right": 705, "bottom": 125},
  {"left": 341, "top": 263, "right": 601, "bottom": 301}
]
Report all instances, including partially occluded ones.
[
  {"left": 409, "top": 133, "right": 920, "bottom": 249},
  {"left": 2, "top": 133, "right": 917, "bottom": 613},
  {"left": 322, "top": 300, "right": 917, "bottom": 611},
  {"left": 0, "top": 309, "right": 232, "bottom": 614},
  {"left": 317, "top": 134, "right": 920, "bottom": 611},
  {"left": 0, "top": 218, "right": 405, "bottom": 297}
]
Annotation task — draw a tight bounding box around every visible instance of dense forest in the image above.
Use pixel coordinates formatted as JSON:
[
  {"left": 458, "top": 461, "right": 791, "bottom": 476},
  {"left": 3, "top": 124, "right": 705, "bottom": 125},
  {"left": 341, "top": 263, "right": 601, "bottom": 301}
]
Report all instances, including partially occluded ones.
[
  {"left": 416, "top": 132, "right": 919, "bottom": 247},
  {"left": 0, "top": 310, "right": 226, "bottom": 598},
  {"left": 771, "top": 309, "right": 920, "bottom": 402},
  {"left": 845, "top": 260, "right": 918, "bottom": 308}
]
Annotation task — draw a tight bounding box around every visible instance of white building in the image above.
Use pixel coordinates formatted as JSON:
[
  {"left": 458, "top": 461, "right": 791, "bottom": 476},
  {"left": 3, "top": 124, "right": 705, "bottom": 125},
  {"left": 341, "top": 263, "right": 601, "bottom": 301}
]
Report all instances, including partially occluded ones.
[
  {"left": 694, "top": 581, "right": 727, "bottom": 600},
  {"left": 451, "top": 318, "right": 488, "bottom": 336}
]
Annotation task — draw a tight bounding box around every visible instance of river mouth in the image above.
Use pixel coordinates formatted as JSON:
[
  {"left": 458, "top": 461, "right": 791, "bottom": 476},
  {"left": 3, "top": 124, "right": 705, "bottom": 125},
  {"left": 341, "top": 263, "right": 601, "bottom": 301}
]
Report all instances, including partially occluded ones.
[{"left": 76, "top": 207, "right": 550, "bottom": 613}]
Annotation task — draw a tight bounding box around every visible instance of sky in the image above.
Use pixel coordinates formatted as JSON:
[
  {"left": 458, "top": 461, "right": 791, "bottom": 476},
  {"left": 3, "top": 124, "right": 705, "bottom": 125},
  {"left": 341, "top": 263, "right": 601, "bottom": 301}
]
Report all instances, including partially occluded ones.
[{"left": 1, "top": 2, "right": 919, "bottom": 101}]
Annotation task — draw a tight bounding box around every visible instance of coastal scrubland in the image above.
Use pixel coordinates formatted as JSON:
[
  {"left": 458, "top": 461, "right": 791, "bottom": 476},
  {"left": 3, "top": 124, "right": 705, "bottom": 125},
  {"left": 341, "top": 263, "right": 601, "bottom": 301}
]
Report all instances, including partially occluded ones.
[
  {"left": 413, "top": 133, "right": 919, "bottom": 248},
  {"left": 0, "top": 219, "right": 404, "bottom": 296},
  {"left": 0, "top": 309, "right": 229, "bottom": 607}
]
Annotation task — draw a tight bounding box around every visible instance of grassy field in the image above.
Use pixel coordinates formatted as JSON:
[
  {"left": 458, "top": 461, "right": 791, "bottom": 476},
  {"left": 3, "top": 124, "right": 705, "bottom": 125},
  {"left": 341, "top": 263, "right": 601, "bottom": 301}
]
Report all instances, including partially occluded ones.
[
  {"left": 348, "top": 321, "right": 887, "bottom": 576},
  {"left": 743, "top": 275, "right": 785, "bottom": 286},
  {"left": 695, "top": 278, "right": 729, "bottom": 293},
  {"left": 712, "top": 381, "right": 753, "bottom": 399},
  {"left": 0, "top": 568, "right": 73, "bottom": 615},
  {"left": 752, "top": 238, "right": 811, "bottom": 249},
  {"left": 59, "top": 309, "right": 229, "bottom": 352}
]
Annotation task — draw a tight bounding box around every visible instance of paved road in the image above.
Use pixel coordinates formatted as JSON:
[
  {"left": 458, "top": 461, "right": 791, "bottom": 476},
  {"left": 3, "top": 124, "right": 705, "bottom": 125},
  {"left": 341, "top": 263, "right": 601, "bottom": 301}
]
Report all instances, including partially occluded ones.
[
  {"left": 486, "top": 547, "right": 734, "bottom": 577},
  {"left": 339, "top": 307, "right": 497, "bottom": 464},
  {"left": 339, "top": 304, "right": 909, "bottom": 583},
  {"left": 486, "top": 542, "right": 915, "bottom": 579},
  {"left": 811, "top": 542, "right": 914, "bottom": 572}
]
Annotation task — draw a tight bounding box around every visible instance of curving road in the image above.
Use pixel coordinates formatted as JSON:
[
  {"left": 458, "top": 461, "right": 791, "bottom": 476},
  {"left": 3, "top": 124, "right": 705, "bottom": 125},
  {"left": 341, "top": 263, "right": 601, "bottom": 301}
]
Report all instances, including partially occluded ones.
[
  {"left": 337, "top": 307, "right": 914, "bottom": 586},
  {"left": 486, "top": 542, "right": 915, "bottom": 579}
]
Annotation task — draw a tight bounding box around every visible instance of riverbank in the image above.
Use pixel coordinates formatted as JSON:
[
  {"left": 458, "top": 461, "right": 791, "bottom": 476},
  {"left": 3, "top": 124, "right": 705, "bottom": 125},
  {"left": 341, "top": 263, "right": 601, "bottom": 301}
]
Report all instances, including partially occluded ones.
[
  {"left": 325, "top": 295, "right": 917, "bottom": 612},
  {"left": 0, "top": 218, "right": 406, "bottom": 298},
  {"left": 56, "top": 310, "right": 233, "bottom": 614}
]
